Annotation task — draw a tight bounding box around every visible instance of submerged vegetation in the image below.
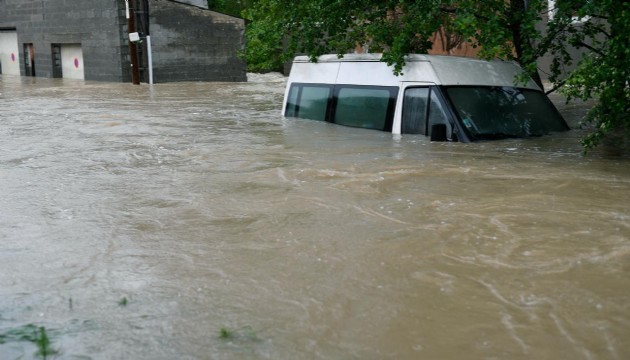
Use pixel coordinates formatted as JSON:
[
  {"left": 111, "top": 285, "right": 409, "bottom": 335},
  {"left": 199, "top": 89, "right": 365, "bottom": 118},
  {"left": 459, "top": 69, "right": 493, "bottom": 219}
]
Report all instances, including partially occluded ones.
[
  {"left": 219, "top": 327, "right": 234, "bottom": 339},
  {"left": 35, "top": 326, "right": 57, "bottom": 359},
  {"left": 0, "top": 324, "right": 58, "bottom": 359},
  {"left": 218, "top": 326, "right": 260, "bottom": 343}
]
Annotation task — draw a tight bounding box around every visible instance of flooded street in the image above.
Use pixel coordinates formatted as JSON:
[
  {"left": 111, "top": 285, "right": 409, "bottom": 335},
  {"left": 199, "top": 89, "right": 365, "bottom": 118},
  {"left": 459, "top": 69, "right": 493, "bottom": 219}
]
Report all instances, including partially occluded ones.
[{"left": 1, "top": 74, "right": 629, "bottom": 359}]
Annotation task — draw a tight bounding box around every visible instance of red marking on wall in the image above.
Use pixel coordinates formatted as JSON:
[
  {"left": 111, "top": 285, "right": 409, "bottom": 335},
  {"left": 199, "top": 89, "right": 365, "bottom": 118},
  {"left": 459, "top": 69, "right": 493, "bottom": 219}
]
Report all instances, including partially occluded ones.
[
  {"left": 11, "top": 53, "right": 15, "bottom": 62},
  {"left": 74, "top": 58, "right": 79, "bottom": 69}
]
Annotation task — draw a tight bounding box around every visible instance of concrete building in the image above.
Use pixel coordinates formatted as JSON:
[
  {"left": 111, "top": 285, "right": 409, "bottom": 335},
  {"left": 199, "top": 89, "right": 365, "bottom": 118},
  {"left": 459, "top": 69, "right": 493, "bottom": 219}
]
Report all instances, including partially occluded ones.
[{"left": 0, "top": 0, "right": 247, "bottom": 82}]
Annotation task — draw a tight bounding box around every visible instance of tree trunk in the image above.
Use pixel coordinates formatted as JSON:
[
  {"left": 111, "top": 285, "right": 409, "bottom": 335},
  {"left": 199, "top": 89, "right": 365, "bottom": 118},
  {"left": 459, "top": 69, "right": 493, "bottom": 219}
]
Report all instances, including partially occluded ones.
[{"left": 510, "top": 0, "right": 545, "bottom": 90}]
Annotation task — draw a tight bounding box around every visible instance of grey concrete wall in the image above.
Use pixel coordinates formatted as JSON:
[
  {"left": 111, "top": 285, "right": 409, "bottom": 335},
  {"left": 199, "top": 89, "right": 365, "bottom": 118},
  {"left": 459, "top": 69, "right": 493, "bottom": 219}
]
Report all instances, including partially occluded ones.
[
  {"left": 148, "top": 0, "right": 246, "bottom": 82},
  {"left": 536, "top": 19, "right": 591, "bottom": 82},
  {"left": 0, "top": 0, "right": 246, "bottom": 82},
  {"left": 0, "top": 0, "right": 128, "bottom": 81},
  {"left": 171, "top": 0, "right": 209, "bottom": 9}
]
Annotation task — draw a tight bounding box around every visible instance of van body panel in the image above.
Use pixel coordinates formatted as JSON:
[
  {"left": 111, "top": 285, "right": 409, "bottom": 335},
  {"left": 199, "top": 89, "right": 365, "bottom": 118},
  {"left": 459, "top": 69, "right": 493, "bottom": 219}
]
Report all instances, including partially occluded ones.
[
  {"left": 290, "top": 54, "right": 539, "bottom": 89},
  {"left": 335, "top": 60, "right": 431, "bottom": 86},
  {"left": 426, "top": 56, "right": 540, "bottom": 90},
  {"left": 289, "top": 60, "right": 341, "bottom": 84}
]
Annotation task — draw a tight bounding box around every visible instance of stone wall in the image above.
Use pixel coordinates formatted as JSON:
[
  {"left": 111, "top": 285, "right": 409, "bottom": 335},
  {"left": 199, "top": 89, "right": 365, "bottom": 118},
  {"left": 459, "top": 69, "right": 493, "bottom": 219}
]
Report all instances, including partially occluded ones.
[
  {"left": 0, "top": 0, "right": 128, "bottom": 81},
  {"left": 171, "top": 0, "right": 208, "bottom": 8},
  {"left": 147, "top": 0, "right": 246, "bottom": 82},
  {"left": 0, "top": 0, "right": 246, "bottom": 83}
]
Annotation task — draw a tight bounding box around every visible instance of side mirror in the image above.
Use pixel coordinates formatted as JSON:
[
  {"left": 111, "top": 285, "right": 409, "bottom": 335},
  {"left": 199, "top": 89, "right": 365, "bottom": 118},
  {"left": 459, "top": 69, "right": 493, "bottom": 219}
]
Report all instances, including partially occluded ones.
[{"left": 430, "top": 124, "right": 448, "bottom": 142}]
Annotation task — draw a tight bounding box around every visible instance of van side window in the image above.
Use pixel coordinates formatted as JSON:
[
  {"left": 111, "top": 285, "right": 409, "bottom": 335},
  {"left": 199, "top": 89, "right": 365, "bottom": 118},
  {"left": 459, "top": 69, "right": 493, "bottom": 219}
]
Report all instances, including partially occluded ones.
[
  {"left": 285, "top": 86, "right": 300, "bottom": 117},
  {"left": 428, "top": 92, "right": 451, "bottom": 138},
  {"left": 285, "top": 84, "right": 332, "bottom": 121},
  {"left": 402, "top": 88, "right": 429, "bottom": 134},
  {"left": 333, "top": 86, "right": 397, "bottom": 131},
  {"left": 402, "top": 87, "right": 452, "bottom": 138}
]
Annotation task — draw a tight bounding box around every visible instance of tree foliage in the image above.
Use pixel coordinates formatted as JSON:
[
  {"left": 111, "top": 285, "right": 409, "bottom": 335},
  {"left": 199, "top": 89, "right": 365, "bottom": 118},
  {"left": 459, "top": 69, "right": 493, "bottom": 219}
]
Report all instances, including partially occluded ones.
[
  {"left": 243, "top": 0, "right": 630, "bottom": 150},
  {"left": 244, "top": 1, "right": 455, "bottom": 73},
  {"left": 243, "top": 1, "right": 547, "bottom": 78},
  {"left": 547, "top": 0, "right": 630, "bottom": 150},
  {"left": 207, "top": 0, "right": 256, "bottom": 17}
]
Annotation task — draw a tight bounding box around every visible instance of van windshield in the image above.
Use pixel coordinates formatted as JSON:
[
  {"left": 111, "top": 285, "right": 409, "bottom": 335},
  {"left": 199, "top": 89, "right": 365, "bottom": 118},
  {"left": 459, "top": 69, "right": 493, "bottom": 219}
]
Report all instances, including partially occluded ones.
[{"left": 445, "top": 86, "right": 568, "bottom": 139}]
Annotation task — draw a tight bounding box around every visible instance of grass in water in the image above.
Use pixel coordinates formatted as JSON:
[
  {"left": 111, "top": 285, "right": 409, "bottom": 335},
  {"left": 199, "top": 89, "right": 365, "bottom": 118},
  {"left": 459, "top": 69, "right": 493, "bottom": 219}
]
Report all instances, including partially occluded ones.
[
  {"left": 118, "top": 297, "right": 128, "bottom": 307},
  {"left": 0, "top": 324, "right": 58, "bottom": 358},
  {"left": 35, "top": 326, "right": 57, "bottom": 359},
  {"left": 219, "top": 327, "right": 233, "bottom": 339},
  {"left": 218, "top": 326, "right": 260, "bottom": 342},
  {"left": 0, "top": 324, "right": 39, "bottom": 344}
]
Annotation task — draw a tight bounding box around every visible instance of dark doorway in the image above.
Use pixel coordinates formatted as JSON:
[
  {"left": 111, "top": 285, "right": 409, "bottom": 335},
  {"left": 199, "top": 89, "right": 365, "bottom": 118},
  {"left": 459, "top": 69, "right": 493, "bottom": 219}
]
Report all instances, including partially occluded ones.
[
  {"left": 24, "top": 43, "right": 35, "bottom": 76},
  {"left": 51, "top": 44, "right": 62, "bottom": 78}
]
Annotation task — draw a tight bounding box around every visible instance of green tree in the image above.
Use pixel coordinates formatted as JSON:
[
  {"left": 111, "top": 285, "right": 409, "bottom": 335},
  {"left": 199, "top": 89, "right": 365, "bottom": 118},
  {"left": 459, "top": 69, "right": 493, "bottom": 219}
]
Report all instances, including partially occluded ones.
[
  {"left": 207, "top": 0, "right": 256, "bottom": 17},
  {"left": 243, "top": 1, "right": 547, "bottom": 81},
  {"left": 547, "top": 0, "right": 630, "bottom": 150},
  {"left": 244, "top": 0, "right": 629, "bottom": 151}
]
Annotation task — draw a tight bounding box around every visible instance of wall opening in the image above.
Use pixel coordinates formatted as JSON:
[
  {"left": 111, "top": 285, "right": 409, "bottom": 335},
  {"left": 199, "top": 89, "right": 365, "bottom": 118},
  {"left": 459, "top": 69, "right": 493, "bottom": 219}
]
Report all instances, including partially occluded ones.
[
  {"left": 52, "top": 44, "right": 62, "bottom": 78},
  {"left": 23, "top": 43, "right": 35, "bottom": 76}
]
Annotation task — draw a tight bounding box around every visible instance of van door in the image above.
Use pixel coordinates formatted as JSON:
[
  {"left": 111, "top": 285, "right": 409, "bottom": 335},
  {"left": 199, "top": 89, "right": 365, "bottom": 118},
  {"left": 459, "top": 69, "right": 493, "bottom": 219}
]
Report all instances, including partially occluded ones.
[{"left": 393, "top": 83, "right": 453, "bottom": 140}]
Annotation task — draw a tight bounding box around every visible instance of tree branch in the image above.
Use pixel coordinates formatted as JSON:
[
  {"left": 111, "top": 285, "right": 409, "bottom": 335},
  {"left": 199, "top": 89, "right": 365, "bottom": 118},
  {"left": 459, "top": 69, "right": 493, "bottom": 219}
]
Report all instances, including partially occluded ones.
[
  {"left": 438, "top": 5, "right": 496, "bottom": 23},
  {"left": 574, "top": 41, "right": 605, "bottom": 56},
  {"left": 545, "top": 79, "right": 567, "bottom": 95},
  {"left": 534, "top": 25, "right": 571, "bottom": 58}
]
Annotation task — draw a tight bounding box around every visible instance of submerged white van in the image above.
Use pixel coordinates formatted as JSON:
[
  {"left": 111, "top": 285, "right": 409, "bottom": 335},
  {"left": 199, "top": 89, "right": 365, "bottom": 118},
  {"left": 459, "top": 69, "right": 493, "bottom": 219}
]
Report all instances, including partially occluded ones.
[{"left": 282, "top": 54, "right": 569, "bottom": 142}]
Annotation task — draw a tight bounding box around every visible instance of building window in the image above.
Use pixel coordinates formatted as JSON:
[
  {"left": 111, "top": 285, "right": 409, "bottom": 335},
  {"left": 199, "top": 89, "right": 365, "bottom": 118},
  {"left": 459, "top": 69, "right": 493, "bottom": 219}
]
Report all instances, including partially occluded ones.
[{"left": 547, "top": 0, "right": 591, "bottom": 23}]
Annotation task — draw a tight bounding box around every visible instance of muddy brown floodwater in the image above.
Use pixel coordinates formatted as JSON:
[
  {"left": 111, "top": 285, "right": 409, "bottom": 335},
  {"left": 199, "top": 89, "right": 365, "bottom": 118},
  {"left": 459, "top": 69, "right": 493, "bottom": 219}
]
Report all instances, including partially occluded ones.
[{"left": 0, "top": 74, "right": 629, "bottom": 359}]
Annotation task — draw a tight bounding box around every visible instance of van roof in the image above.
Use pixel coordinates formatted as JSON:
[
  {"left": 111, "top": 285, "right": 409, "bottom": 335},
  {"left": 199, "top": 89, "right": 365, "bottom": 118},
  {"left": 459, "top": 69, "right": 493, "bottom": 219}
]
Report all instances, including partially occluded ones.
[{"left": 291, "top": 54, "right": 540, "bottom": 90}]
